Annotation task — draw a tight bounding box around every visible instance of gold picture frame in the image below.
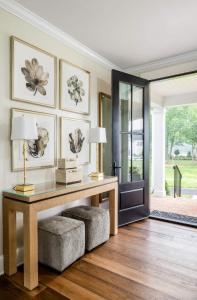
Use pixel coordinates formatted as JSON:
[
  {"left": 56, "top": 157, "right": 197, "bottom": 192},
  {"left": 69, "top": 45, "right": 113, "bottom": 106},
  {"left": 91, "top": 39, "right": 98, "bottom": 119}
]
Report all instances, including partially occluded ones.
[
  {"left": 61, "top": 116, "right": 91, "bottom": 165},
  {"left": 11, "top": 36, "right": 57, "bottom": 108},
  {"left": 59, "top": 59, "right": 90, "bottom": 115},
  {"left": 98, "top": 92, "right": 112, "bottom": 173},
  {"left": 11, "top": 108, "right": 57, "bottom": 171}
]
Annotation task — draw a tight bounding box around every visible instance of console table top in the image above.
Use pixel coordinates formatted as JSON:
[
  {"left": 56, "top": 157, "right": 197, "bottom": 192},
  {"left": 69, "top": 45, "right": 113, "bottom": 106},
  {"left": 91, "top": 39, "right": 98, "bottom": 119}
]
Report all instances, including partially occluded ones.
[{"left": 3, "top": 176, "right": 118, "bottom": 202}]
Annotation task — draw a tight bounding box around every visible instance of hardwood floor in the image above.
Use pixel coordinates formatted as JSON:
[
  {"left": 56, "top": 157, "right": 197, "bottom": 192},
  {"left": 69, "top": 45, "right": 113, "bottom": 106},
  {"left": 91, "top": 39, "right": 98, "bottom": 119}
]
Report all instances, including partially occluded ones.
[{"left": 1, "top": 219, "right": 197, "bottom": 299}]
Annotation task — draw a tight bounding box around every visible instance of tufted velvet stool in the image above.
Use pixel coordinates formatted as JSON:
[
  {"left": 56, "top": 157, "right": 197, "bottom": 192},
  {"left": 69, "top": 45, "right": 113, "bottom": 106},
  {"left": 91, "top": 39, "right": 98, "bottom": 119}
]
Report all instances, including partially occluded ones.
[
  {"left": 38, "top": 216, "right": 85, "bottom": 271},
  {"left": 62, "top": 206, "right": 110, "bottom": 251}
]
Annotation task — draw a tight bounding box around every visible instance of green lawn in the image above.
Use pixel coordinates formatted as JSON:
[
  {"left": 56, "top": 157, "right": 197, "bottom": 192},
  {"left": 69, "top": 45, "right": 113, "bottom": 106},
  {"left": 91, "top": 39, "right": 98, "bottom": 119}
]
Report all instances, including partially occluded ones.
[{"left": 166, "top": 159, "right": 197, "bottom": 188}]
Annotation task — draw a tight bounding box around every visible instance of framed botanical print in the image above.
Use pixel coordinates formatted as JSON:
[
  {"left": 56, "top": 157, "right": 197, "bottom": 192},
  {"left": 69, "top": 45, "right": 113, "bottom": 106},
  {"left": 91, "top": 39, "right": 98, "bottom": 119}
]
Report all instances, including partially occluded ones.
[
  {"left": 60, "top": 59, "right": 90, "bottom": 114},
  {"left": 61, "top": 117, "right": 90, "bottom": 165},
  {"left": 11, "top": 108, "right": 57, "bottom": 171},
  {"left": 11, "top": 36, "right": 57, "bottom": 108}
]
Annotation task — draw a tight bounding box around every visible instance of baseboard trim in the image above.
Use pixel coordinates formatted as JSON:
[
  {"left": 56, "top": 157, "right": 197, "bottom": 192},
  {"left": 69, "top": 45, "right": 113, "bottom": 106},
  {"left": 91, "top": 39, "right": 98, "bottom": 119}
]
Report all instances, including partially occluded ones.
[{"left": 0, "top": 247, "right": 24, "bottom": 276}]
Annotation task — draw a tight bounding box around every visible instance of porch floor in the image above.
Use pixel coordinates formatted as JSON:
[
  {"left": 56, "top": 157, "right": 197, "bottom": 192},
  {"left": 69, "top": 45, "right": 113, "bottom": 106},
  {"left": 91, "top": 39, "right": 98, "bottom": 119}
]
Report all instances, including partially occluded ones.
[{"left": 150, "top": 196, "right": 197, "bottom": 217}]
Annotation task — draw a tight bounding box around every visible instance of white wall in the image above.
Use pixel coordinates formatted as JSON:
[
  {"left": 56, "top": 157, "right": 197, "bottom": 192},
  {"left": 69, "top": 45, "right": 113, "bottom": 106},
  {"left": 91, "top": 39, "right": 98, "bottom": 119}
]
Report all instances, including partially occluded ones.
[{"left": 0, "top": 8, "right": 111, "bottom": 273}]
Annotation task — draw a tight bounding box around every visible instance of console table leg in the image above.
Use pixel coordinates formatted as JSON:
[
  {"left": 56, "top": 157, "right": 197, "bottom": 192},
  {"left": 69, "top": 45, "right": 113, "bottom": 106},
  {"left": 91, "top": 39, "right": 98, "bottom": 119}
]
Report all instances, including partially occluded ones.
[
  {"left": 3, "top": 198, "right": 17, "bottom": 275},
  {"left": 109, "top": 186, "right": 118, "bottom": 235},
  {"left": 91, "top": 194, "right": 100, "bottom": 207},
  {"left": 23, "top": 206, "right": 38, "bottom": 290}
]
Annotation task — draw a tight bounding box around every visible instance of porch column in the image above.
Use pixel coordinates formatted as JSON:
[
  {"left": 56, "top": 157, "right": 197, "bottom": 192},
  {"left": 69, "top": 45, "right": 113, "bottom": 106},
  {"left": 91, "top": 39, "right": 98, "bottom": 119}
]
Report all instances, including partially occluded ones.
[{"left": 151, "top": 107, "right": 166, "bottom": 197}]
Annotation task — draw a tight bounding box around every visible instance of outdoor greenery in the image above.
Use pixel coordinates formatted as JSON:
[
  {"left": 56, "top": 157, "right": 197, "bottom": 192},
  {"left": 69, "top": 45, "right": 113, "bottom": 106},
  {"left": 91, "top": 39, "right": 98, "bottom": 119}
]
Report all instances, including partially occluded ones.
[
  {"left": 166, "top": 106, "right": 197, "bottom": 160},
  {"left": 166, "top": 106, "right": 197, "bottom": 191},
  {"left": 166, "top": 159, "right": 197, "bottom": 189}
]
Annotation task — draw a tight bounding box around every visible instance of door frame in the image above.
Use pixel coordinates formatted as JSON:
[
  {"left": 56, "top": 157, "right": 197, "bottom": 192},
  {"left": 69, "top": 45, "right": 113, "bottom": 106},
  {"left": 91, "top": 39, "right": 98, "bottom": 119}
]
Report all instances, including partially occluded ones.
[
  {"left": 99, "top": 69, "right": 197, "bottom": 226},
  {"left": 149, "top": 69, "right": 197, "bottom": 224}
]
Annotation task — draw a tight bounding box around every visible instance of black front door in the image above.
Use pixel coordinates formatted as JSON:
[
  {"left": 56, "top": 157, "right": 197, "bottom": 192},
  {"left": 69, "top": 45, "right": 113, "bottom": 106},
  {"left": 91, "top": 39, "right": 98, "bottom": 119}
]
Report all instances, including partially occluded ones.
[{"left": 112, "top": 70, "right": 150, "bottom": 226}]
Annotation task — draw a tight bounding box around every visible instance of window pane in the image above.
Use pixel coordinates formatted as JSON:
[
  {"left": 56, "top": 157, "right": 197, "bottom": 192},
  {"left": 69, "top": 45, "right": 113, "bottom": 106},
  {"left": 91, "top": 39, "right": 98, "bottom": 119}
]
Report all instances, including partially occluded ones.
[
  {"left": 132, "top": 135, "right": 143, "bottom": 181},
  {"left": 132, "top": 85, "right": 143, "bottom": 134},
  {"left": 119, "top": 82, "right": 131, "bottom": 132},
  {"left": 120, "top": 133, "right": 131, "bottom": 183}
]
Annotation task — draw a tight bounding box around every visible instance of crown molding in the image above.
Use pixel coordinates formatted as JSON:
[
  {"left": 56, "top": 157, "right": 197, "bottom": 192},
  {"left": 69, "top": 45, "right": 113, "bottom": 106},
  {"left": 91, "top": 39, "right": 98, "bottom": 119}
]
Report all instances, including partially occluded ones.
[
  {"left": 0, "top": 0, "right": 119, "bottom": 70},
  {"left": 125, "top": 50, "right": 197, "bottom": 74}
]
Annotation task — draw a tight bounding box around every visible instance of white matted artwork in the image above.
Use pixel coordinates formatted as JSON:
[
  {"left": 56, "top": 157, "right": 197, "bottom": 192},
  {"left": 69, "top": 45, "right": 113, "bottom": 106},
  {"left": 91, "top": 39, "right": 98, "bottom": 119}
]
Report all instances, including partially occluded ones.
[
  {"left": 61, "top": 117, "right": 90, "bottom": 165},
  {"left": 11, "top": 36, "right": 57, "bottom": 108},
  {"left": 11, "top": 108, "right": 57, "bottom": 171},
  {"left": 60, "top": 59, "right": 90, "bottom": 114}
]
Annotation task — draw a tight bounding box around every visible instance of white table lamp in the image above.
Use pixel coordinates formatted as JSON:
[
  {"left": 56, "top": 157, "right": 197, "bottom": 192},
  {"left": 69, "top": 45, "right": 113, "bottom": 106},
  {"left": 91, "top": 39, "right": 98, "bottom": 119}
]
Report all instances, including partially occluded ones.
[
  {"left": 11, "top": 115, "right": 38, "bottom": 192},
  {"left": 89, "top": 127, "right": 107, "bottom": 178}
]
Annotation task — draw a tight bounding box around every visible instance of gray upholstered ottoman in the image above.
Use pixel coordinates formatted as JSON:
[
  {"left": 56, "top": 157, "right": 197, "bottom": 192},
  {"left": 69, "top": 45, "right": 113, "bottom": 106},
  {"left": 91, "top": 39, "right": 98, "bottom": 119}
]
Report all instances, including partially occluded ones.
[
  {"left": 38, "top": 216, "right": 85, "bottom": 272},
  {"left": 62, "top": 206, "right": 110, "bottom": 251}
]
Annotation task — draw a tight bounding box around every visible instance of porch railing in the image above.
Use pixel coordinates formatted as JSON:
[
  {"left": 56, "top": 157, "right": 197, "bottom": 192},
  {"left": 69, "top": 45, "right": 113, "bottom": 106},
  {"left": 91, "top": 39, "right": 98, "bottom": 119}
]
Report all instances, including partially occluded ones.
[{"left": 173, "top": 165, "right": 182, "bottom": 198}]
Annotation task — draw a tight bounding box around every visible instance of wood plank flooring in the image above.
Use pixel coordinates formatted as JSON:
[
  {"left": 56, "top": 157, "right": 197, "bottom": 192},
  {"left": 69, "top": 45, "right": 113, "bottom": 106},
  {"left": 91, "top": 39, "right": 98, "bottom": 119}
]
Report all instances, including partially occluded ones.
[{"left": 1, "top": 219, "right": 197, "bottom": 299}]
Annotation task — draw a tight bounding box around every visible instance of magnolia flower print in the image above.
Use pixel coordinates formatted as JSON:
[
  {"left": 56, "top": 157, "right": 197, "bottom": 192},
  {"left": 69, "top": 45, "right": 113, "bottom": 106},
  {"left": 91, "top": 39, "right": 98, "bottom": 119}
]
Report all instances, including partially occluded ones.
[
  {"left": 21, "top": 58, "right": 49, "bottom": 96},
  {"left": 67, "top": 75, "right": 85, "bottom": 105}
]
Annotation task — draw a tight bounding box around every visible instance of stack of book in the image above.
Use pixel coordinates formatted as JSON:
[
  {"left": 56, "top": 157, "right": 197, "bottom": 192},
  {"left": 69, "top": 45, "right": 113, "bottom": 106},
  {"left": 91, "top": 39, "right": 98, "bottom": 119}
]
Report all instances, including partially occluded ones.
[{"left": 56, "top": 159, "right": 83, "bottom": 185}]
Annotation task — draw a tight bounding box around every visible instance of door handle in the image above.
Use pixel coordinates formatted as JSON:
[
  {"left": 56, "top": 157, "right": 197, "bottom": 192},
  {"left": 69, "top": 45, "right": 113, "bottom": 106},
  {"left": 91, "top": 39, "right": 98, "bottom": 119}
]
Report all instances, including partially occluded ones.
[
  {"left": 113, "top": 161, "right": 121, "bottom": 169},
  {"left": 113, "top": 161, "right": 121, "bottom": 176}
]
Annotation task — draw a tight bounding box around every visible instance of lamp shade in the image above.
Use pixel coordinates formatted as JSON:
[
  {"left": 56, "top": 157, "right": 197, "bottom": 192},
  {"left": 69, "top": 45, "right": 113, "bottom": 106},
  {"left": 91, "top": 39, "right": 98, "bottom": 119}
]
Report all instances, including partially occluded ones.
[
  {"left": 11, "top": 115, "right": 38, "bottom": 141},
  {"left": 89, "top": 127, "right": 107, "bottom": 143}
]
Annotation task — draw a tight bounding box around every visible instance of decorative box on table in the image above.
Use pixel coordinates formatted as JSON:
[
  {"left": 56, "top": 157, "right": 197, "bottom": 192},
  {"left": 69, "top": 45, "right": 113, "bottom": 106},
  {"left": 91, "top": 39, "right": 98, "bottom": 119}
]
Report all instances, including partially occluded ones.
[
  {"left": 56, "top": 159, "right": 83, "bottom": 184},
  {"left": 58, "top": 158, "right": 77, "bottom": 170}
]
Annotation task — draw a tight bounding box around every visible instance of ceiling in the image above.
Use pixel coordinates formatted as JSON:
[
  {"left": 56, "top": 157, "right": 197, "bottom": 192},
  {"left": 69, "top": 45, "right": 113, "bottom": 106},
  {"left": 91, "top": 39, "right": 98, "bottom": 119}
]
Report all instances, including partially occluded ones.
[{"left": 14, "top": 0, "right": 197, "bottom": 69}]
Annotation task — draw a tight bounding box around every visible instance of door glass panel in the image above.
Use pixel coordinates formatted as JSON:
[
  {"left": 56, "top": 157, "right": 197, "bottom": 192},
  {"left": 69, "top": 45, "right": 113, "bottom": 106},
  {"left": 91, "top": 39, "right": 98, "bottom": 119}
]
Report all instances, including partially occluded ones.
[
  {"left": 132, "top": 135, "right": 143, "bottom": 181},
  {"left": 132, "top": 85, "right": 143, "bottom": 134},
  {"left": 120, "top": 133, "right": 131, "bottom": 183},
  {"left": 119, "top": 82, "right": 131, "bottom": 132}
]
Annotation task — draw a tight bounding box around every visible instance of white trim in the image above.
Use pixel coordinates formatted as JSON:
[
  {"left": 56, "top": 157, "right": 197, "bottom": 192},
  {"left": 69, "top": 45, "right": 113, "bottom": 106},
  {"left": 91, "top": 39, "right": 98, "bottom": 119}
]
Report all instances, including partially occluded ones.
[
  {"left": 0, "top": 246, "right": 24, "bottom": 275},
  {"left": 164, "top": 92, "right": 197, "bottom": 107},
  {"left": 0, "top": 0, "right": 119, "bottom": 70},
  {"left": 125, "top": 51, "right": 197, "bottom": 74},
  {"left": 153, "top": 190, "right": 166, "bottom": 198},
  {"left": 0, "top": 254, "right": 3, "bottom": 275}
]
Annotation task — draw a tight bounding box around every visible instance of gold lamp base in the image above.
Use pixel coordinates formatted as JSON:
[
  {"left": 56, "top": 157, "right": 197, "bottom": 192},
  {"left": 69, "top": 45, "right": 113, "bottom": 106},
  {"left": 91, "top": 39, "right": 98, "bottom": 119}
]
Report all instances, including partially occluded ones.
[
  {"left": 15, "top": 184, "right": 35, "bottom": 192},
  {"left": 90, "top": 172, "right": 104, "bottom": 179}
]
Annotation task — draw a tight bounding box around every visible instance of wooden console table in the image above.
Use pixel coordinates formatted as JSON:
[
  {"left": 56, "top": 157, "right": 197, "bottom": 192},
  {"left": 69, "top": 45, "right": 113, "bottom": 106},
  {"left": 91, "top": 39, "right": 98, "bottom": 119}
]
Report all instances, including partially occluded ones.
[{"left": 3, "top": 176, "right": 118, "bottom": 290}]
